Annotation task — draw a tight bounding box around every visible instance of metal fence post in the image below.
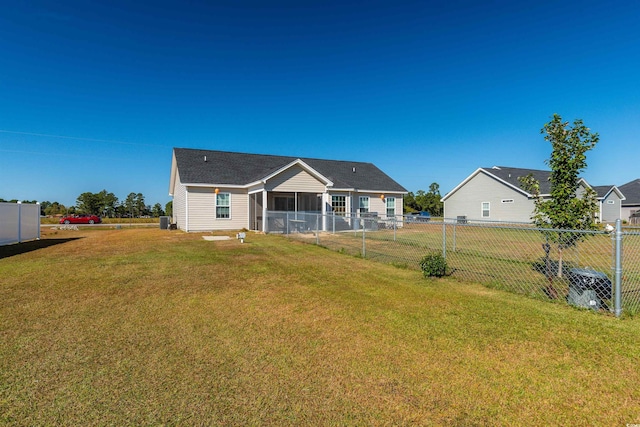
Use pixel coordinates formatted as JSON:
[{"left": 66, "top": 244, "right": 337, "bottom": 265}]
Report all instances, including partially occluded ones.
[
  {"left": 332, "top": 212, "right": 335, "bottom": 234},
  {"left": 352, "top": 213, "right": 356, "bottom": 236},
  {"left": 442, "top": 219, "right": 447, "bottom": 259},
  {"left": 393, "top": 217, "right": 397, "bottom": 241},
  {"left": 286, "top": 211, "right": 290, "bottom": 235},
  {"left": 615, "top": 219, "right": 623, "bottom": 317},
  {"left": 362, "top": 218, "right": 366, "bottom": 258}
]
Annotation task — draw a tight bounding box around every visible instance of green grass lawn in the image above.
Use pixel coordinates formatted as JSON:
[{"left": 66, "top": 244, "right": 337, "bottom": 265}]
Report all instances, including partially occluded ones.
[
  {"left": 2, "top": 228, "right": 640, "bottom": 425},
  {"left": 299, "top": 223, "right": 640, "bottom": 314}
]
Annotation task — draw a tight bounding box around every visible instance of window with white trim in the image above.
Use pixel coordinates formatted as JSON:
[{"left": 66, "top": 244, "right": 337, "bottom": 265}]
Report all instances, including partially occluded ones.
[
  {"left": 216, "top": 192, "right": 230, "bottom": 219},
  {"left": 481, "top": 202, "right": 490, "bottom": 218},
  {"left": 386, "top": 197, "right": 395, "bottom": 217},
  {"left": 359, "top": 196, "right": 369, "bottom": 213},
  {"left": 332, "top": 195, "right": 346, "bottom": 216}
]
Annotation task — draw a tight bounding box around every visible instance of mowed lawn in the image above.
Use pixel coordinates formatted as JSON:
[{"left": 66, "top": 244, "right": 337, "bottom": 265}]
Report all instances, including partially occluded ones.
[{"left": 2, "top": 228, "right": 640, "bottom": 425}]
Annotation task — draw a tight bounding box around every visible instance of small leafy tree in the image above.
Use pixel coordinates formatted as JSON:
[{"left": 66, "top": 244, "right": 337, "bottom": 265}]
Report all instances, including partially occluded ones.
[{"left": 519, "top": 114, "right": 599, "bottom": 288}]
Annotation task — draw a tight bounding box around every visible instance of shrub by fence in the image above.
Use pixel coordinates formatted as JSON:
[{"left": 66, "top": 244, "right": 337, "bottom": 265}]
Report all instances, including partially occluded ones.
[
  {"left": 0, "top": 202, "right": 41, "bottom": 246},
  {"left": 266, "top": 211, "right": 640, "bottom": 317}
]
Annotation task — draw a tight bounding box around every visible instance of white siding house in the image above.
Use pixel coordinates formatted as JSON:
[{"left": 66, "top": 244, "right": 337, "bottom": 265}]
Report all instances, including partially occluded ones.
[
  {"left": 442, "top": 166, "right": 624, "bottom": 223},
  {"left": 169, "top": 148, "right": 407, "bottom": 232}
]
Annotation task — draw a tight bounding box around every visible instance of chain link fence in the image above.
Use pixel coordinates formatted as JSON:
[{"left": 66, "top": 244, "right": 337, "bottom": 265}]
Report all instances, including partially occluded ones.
[{"left": 266, "top": 211, "right": 640, "bottom": 317}]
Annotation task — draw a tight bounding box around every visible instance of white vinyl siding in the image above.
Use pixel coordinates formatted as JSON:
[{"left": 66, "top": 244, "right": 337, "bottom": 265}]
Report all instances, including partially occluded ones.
[
  {"left": 443, "top": 171, "right": 536, "bottom": 222},
  {"left": 185, "top": 187, "right": 249, "bottom": 231},
  {"left": 172, "top": 171, "right": 187, "bottom": 231},
  {"left": 266, "top": 165, "right": 326, "bottom": 193}
]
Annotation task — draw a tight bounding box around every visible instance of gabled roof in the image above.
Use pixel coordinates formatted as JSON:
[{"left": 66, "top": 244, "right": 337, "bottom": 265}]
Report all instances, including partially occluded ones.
[
  {"left": 619, "top": 179, "right": 640, "bottom": 206},
  {"left": 442, "top": 165, "right": 598, "bottom": 202},
  {"left": 591, "top": 185, "right": 625, "bottom": 201},
  {"left": 170, "top": 148, "right": 407, "bottom": 194},
  {"left": 442, "top": 166, "right": 552, "bottom": 201}
]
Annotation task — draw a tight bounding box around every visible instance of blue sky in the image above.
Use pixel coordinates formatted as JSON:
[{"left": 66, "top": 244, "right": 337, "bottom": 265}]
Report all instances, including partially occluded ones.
[{"left": 1, "top": 0, "right": 638, "bottom": 208}]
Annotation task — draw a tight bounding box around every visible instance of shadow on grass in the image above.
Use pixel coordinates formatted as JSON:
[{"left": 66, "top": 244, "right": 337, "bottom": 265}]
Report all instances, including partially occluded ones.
[
  {"left": 531, "top": 257, "right": 578, "bottom": 278},
  {"left": 0, "top": 238, "right": 82, "bottom": 260}
]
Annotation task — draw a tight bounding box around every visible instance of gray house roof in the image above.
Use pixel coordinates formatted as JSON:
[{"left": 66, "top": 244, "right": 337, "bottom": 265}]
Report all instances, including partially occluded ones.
[
  {"left": 484, "top": 166, "right": 553, "bottom": 195},
  {"left": 484, "top": 167, "right": 624, "bottom": 200},
  {"left": 172, "top": 148, "right": 407, "bottom": 192},
  {"left": 442, "top": 165, "right": 617, "bottom": 202},
  {"left": 619, "top": 179, "right": 640, "bottom": 206},
  {"left": 591, "top": 185, "right": 624, "bottom": 200}
]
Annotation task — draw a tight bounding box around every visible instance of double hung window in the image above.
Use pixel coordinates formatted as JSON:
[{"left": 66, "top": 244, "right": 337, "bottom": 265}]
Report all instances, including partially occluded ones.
[
  {"left": 359, "top": 196, "right": 370, "bottom": 213},
  {"left": 481, "top": 202, "right": 490, "bottom": 218},
  {"left": 386, "top": 197, "right": 395, "bottom": 217},
  {"left": 216, "top": 193, "right": 230, "bottom": 219}
]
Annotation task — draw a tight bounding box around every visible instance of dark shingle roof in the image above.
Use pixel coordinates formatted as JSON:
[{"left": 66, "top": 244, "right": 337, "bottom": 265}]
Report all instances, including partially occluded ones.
[
  {"left": 483, "top": 166, "right": 552, "bottom": 195},
  {"left": 591, "top": 185, "right": 616, "bottom": 198},
  {"left": 173, "top": 148, "right": 407, "bottom": 192},
  {"left": 619, "top": 179, "right": 640, "bottom": 205},
  {"left": 485, "top": 166, "right": 619, "bottom": 199}
]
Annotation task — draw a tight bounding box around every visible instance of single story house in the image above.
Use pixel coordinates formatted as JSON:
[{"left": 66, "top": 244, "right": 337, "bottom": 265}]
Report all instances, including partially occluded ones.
[
  {"left": 442, "top": 166, "right": 625, "bottom": 223},
  {"left": 169, "top": 148, "right": 407, "bottom": 232},
  {"left": 619, "top": 179, "right": 640, "bottom": 224}
]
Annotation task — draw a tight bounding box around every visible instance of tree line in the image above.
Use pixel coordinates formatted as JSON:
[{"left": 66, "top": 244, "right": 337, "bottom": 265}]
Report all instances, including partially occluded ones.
[
  {"left": 403, "top": 182, "right": 444, "bottom": 216},
  {"left": 4, "top": 185, "right": 440, "bottom": 218},
  {"left": 1, "top": 190, "right": 173, "bottom": 218}
]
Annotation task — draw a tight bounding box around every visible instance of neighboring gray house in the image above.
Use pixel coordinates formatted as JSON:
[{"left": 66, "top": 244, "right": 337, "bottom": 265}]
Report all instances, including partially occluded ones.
[
  {"left": 442, "top": 166, "right": 624, "bottom": 223},
  {"left": 619, "top": 179, "right": 640, "bottom": 224},
  {"left": 169, "top": 148, "right": 407, "bottom": 232},
  {"left": 591, "top": 185, "right": 626, "bottom": 224}
]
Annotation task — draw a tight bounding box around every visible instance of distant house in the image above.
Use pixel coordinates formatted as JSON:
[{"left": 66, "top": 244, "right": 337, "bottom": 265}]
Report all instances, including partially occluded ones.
[
  {"left": 442, "top": 166, "right": 624, "bottom": 223},
  {"left": 169, "top": 148, "right": 407, "bottom": 232},
  {"left": 591, "top": 185, "right": 626, "bottom": 224},
  {"left": 619, "top": 179, "right": 640, "bottom": 224}
]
